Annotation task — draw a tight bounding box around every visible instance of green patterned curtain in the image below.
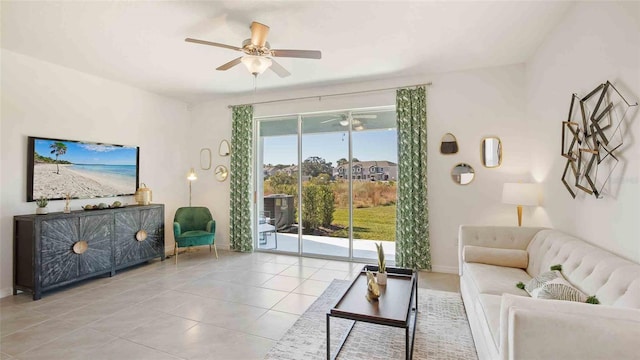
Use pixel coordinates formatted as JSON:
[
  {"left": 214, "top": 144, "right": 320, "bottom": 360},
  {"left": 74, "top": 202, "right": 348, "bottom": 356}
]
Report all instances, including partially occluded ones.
[
  {"left": 396, "top": 86, "right": 431, "bottom": 270},
  {"left": 230, "top": 105, "right": 254, "bottom": 252}
]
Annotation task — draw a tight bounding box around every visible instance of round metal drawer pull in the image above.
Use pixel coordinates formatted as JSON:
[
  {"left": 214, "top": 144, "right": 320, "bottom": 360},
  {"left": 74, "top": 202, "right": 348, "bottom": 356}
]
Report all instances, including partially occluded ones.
[
  {"left": 73, "top": 241, "right": 88, "bottom": 254},
  {"left": 136, "top": 230, "right": 148, "bottom": 242}
]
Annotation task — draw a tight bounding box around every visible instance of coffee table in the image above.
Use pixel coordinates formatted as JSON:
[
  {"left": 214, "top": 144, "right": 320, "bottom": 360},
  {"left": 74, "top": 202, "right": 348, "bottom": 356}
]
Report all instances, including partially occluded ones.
[{"left": 326, "top": 265, "right": 418, "bottom": 360}]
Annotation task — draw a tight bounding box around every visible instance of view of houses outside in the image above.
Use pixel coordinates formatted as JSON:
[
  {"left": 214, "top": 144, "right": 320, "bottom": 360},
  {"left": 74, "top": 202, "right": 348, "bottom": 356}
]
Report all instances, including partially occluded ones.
[
  {"left": 263, "top": 159, "right": 397, "bottom": 241},
  {"left": 262, "top": 129, "right": 398, "bottom": 243},
  {"left": 257, "top": 109, "right": 397, "bottom": 260}
]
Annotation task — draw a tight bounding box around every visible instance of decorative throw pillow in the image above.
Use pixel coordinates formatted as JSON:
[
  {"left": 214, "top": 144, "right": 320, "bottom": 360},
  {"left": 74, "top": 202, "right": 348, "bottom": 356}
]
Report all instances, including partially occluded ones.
[
  {"left": 523, "top": 270, "right": 563, "bottom": 296},
  {"left": 534, "top": 277, "right": 588, "bottom": 302},
  {"left": 463, "top": 245, "right": 528, "bottom": 269}
]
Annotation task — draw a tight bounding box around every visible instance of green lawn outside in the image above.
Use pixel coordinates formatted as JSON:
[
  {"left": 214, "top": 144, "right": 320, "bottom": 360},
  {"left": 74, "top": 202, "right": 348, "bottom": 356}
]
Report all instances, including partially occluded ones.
[{"left": 331, "top": 205, "right": 396, "bottom": 241}]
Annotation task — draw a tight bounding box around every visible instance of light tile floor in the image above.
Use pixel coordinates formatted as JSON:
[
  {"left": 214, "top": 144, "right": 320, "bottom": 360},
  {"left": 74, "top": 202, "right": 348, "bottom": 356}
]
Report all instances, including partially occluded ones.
[{"left": 0, "top": 248, "right": 459, "bottom": 360}]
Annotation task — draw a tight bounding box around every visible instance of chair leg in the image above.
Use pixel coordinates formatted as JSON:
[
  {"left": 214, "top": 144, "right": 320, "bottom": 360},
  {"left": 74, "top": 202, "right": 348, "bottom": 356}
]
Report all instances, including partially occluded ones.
[
  {"left": 209, "top": 244, "right": 212, "bottom": 253},
  {"left": 213, "top": 244, "right": 218, "bottom": 259},
  {"left": 174, "top": 242, "right": 178, "bottom": 265}
]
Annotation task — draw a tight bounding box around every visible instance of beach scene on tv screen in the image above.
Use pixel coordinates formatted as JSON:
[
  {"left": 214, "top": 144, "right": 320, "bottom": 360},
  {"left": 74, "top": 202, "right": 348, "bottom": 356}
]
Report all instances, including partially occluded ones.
[{"left": 33, "top": 139, "right": 137, "bottom": 200}]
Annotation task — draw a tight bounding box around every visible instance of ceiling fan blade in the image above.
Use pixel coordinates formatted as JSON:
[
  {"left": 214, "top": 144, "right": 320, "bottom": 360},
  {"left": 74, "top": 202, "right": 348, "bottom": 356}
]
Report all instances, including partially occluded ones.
[
  {"left": 270, "top": 49, "right": 322, "bottom": 59},
  {"left": 353, "top": 114, "right": 377, "bottom": 119},
  {"left": 269, "top": 59, "right": 291, "bottom": 78},
  {"left": 185, "top": 38, "right": 242, "bottom": 51},
  {"left": 250, "top": 21, "right": 270, "bottom": 47},
  {"left": 216, "top": 57, "right": 242, "bottom": 71},
  {"left": 321, "top": 118, "right": 341, "bottom": 124}
]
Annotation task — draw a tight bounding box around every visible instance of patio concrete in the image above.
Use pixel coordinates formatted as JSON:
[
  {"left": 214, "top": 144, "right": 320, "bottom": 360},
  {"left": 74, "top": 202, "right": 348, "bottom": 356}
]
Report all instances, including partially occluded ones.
[{"left": 257, "top": 232, "right": 395, "bottom": 263}]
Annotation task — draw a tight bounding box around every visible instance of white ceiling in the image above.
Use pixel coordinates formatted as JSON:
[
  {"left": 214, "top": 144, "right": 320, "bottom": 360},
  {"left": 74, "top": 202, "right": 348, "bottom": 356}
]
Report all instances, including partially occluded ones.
[{"left": 1, "top": 1, "right": 571, "bottom": 103}]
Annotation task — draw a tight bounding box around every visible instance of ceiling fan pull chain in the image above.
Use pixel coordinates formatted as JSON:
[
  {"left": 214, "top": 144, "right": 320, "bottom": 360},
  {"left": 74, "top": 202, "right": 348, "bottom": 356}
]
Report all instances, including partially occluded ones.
[{"left": 253, "top": 74, "right": 257, "bottom": 93}]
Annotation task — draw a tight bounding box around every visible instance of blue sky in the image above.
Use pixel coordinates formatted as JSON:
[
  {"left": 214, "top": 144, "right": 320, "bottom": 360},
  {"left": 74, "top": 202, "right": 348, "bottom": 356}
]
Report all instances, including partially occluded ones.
[
  {"left": 34, "top": 139, "right": 137, "bottom": 165},
  {"left": 263, "top": 129, "right": 397, "bottom": 166}
]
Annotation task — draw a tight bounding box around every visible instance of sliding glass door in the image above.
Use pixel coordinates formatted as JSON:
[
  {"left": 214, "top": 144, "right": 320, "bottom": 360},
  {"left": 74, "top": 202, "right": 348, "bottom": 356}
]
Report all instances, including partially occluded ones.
[
  {"left": 300, "top": 113, "right": 349, "bottom": 258},
  {"left": 349, "top": 110, "right": 397, "bottom": 261},
  {"left": 256, "top": 116, "right": 299, "bottom": 253},
  {"left": 255, "top": 107, "right": 397, "bottom": 263}
]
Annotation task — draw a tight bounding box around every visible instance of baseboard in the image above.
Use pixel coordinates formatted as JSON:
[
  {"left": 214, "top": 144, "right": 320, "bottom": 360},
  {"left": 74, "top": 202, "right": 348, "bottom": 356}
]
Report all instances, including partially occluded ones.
[
  {"left": 0, "top": 287, "right": 14, "bottom": 299},
  {"left": 430, "top": 265, "right": 458, "bottom": 274}
]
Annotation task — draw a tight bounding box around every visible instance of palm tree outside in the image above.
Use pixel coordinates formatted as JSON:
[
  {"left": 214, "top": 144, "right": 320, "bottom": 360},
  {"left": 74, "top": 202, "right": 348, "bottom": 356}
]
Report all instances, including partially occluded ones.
[{"left": 50, "top": 142, "right": 67, "bottom": 174}]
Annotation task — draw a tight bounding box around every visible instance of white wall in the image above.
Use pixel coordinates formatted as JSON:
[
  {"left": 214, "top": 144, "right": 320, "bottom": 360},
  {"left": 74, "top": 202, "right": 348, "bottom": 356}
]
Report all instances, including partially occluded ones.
[
  {"left": 526, "top": 1, "right": 640, "bottom": 262},
  {"left": 191, "top": 64, "right": 533, "bottom": 273},
  {"left": 0, "top": 50, "right": 191, "bottom": 297}
]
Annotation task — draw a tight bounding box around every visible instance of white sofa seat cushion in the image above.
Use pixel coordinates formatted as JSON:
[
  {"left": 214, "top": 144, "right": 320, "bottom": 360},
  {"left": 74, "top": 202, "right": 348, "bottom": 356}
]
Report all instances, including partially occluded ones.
[
  {"left": 478, "top": 294, "right": 502, "bottom": 348},
  {"left": 464, "top": 262, "right": 530, "bottom": 297},
  {"left": 463, "top": 245, "right": 528, "bottom": 269}
]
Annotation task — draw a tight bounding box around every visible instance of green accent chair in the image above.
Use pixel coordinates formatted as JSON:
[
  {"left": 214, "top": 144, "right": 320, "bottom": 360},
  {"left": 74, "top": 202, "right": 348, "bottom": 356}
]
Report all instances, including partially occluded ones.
[{"left": 173, "top": 207, "right": 217, "bottom": 264}]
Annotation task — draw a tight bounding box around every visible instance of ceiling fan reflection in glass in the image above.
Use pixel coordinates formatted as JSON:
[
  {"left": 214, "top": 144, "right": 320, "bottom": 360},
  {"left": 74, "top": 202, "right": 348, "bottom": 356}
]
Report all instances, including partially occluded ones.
[{"left": 320, "top": 111, "right": 377, "bottom": 131}]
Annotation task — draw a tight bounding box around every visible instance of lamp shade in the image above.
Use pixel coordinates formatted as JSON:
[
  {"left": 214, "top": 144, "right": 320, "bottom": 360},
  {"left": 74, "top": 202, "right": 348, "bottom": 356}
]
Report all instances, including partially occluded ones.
[
  {"left": 187, "top": 168, "right": 198, "bottom": 181},
  {"left": 502, "top": 183, "right": 539, "bottom": 206},
  {"left": 241, "top": 55, "right": 272, "bottom": 75}
]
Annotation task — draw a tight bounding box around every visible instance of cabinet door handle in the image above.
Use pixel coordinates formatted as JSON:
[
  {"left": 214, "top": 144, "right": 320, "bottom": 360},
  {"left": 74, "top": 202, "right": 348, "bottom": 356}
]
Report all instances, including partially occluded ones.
[
  {"left": 136, "top": 230, "right": 148, "bottom": 242},
  {"left": 73, "top": 241, "right": 88, "bottom": 254}
]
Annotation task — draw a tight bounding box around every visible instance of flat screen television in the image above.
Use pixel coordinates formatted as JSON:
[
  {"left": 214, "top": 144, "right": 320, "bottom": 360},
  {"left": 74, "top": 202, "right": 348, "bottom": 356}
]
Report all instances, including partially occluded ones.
[{"left": 27, "top": 136, "right": 139, "bottom": 202}]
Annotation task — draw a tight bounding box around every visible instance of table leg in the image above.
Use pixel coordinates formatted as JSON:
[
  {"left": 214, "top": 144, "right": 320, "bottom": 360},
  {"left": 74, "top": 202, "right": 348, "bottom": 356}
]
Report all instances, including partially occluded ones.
[
  {"left": 406, "top": 326, "right": 410, "bottom": 360},
  {"left": 326, "top": 314, "right": 330, "bottom": 360},
  {"left": 327, "top": 316, "right": 356, "bottom": 360}
]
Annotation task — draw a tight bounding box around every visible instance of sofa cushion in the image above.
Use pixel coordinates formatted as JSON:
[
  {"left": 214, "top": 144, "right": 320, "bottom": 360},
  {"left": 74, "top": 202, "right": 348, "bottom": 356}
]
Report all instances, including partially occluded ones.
[
  {"left": 463, "top": 245, "right": 528, "bottom": 269},
  {"left": 478, "top": 294, "right": 502, "bottom": 348},
  {"left": 464, "top": 262, "right": 531, "bottom": 297}
]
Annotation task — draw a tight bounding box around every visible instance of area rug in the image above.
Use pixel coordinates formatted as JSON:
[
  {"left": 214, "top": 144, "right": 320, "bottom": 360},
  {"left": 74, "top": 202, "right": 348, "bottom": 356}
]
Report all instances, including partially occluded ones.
[{"left": 265, "top": 280, "right": 478, "bottom": 360}]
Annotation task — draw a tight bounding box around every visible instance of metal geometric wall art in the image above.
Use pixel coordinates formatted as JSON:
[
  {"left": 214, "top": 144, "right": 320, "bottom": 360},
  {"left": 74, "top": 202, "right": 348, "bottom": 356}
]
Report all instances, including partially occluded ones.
[{"left": 561, "top": 81, "right": 637, "bottom": 199}]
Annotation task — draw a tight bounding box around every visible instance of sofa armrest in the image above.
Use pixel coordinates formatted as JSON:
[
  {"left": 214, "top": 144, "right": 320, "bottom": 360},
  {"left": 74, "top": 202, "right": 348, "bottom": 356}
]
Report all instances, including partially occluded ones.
[
  {"left": 206, "top": 220, "right": 216, "bottom": 234},
  {"left": 499, "top": 294, "right": 640, "bottom": 360},
  {"left": 458, "top": 225, "right": 543, "bottom": 275},
  {"left": 173, "top": 222, "right": 181, "bottom": 238}
]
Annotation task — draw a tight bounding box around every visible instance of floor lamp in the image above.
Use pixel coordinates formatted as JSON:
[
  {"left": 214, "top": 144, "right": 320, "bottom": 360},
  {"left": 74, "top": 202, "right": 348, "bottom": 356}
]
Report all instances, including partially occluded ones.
[
  {"left": 187, "top": 168, "right": 197, "bottom": 206},
  {"left": 502, "top": 183, "right": 539, "bottom": 226}
]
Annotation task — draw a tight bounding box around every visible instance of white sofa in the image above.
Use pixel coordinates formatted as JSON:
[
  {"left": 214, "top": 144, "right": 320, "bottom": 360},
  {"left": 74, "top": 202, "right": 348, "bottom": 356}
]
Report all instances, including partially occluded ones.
[{"left": 458, "top": 226, "right": 640, "bottom": 360}]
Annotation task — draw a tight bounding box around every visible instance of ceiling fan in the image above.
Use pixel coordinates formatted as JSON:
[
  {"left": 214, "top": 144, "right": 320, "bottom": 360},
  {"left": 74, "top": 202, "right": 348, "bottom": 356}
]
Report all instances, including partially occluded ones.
[
  {"left": 322, "top": 112, "right": 378, "bottom": 130},
  {"left": 185, "top": 21, "right": 321, "bottom": 77}
]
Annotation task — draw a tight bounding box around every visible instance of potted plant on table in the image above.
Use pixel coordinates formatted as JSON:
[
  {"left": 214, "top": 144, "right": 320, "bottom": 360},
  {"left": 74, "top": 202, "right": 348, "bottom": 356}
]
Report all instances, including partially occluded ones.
[
  {"left": 35, "top": 196, "right": 49, "bottom": 215},
  {"left": 375, "top": 242, "right": 387, "bottom": 285}
]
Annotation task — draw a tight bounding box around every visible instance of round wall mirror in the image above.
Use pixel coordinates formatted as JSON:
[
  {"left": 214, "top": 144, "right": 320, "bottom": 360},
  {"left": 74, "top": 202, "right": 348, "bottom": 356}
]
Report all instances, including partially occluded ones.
[
  {"left": 481, "top": 137, "right": 502, "bottom": 168},
  {"left": 440, "top": 133, "right": 459, "bottom": 154},
  {"left": 219, "top": 140, "right": 230, "bottom": 157},
  {"left": 451, "top": 163, "right": 475, "bottom": 185},
  {"left": 214, "top": 165, "right": 228, "bottom": 182}
]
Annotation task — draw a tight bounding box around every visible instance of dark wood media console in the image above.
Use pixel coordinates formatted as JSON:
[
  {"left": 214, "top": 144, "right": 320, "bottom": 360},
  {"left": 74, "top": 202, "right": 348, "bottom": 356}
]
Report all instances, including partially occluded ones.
[{"left": 13, "top": 204, "right": 165, "bottom": 300}]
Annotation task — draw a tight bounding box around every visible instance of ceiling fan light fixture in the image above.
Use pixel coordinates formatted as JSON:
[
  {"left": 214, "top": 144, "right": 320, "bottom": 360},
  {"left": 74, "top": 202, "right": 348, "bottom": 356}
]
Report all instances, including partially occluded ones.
[
  {"left": 339, "top": 119, "right": 349, "bottom": 126},
  {"left": 354, "top": 125, "right": 364, "bottom": 131},
  {"left": 241, "top": 55, "right": 272, "bottom": 75}
]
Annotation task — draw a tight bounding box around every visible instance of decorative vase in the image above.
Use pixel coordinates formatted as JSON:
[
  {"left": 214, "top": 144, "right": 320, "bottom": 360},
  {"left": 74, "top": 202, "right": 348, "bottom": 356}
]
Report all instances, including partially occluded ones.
[
  {"left": 134, "top": 183, "right": 152, "bottom": 205},
  {"left": 377, "top": 272, "right": 387, "bottom": 285},
  {"left": 63, "top": 206, "right": 71, "bottom": 214},
  {"left": 36, "top": 207, "right": 48, "bottom": 215}
]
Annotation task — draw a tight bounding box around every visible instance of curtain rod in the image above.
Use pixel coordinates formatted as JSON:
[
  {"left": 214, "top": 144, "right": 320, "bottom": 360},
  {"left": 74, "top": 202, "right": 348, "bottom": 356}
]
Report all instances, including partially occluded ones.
[{"left": 226, "top": 82, "right": 432, "bottom": 109}]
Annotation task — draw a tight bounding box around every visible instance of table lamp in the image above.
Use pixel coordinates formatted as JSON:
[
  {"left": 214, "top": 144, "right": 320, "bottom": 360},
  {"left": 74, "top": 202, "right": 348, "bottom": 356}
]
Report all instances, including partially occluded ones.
[
  {"left": 187, "top": 168, "right": 197, "bottom": 206},
  {"left": 502, "top": 183, "right": 539, "bottom": 226}
]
